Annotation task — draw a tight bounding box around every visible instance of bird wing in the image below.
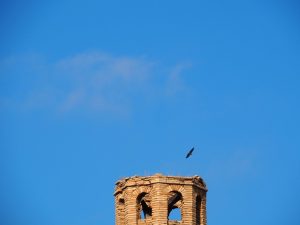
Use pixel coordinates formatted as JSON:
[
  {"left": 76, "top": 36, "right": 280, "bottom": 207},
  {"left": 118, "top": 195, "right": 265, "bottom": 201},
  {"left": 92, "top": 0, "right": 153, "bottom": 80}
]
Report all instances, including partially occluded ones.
[{"left": 186, "top": 147, "right": 194, "bottom": 158}]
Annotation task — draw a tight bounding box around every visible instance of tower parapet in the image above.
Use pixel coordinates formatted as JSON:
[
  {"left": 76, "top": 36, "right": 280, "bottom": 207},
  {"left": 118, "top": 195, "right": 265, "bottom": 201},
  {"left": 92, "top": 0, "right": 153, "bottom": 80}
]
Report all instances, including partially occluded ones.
[{"left": 114, "top": 174, "right": 207, "bottom": 225}]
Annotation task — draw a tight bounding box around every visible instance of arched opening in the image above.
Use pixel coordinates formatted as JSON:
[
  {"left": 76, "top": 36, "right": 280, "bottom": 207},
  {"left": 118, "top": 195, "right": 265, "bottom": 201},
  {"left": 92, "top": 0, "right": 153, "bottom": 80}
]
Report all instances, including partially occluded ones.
[
  {"left": 169, "top": 207, "right": 181, "bottom": 220},
  {"left": 137, "top": 193, "right": 152, "bottom": 220},
  {"left": 168, "top": 191, "right": 182, "bottom": 221},
  {"left": 196, "top": 195, "right": 201, "bottom": 225}
]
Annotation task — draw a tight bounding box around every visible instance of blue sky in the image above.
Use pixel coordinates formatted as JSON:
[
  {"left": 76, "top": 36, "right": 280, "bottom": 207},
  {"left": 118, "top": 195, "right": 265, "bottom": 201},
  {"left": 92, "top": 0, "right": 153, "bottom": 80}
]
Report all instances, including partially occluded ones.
[{"left": 1, "top": 0, "right": 300, "bottom": 225}]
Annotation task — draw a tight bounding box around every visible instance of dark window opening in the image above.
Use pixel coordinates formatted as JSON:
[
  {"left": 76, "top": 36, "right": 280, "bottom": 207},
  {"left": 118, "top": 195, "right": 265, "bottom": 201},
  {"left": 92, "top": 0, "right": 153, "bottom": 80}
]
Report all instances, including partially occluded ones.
[
  {"left": 137, "top": 193, "right": 152, "bottom": 220},
  {"left": 168, "top": 191, "right": 182, "bottom": 221},
  {"left": 196, "top": 196, "right": 201, "bottom": 225}
]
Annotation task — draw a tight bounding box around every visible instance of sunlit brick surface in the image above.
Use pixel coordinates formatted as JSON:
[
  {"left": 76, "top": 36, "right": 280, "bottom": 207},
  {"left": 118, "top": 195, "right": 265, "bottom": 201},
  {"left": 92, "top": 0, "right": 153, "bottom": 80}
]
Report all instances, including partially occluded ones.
[{"left": 114, "top": 174, "right": 207, "bottom": 225}]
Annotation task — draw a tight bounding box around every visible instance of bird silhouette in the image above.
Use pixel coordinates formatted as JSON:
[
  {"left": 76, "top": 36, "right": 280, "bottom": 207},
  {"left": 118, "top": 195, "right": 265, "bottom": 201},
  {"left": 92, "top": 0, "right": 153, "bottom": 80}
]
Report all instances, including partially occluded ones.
[{"left": 185, "top": 147, "right": 194, "bottom": 158}]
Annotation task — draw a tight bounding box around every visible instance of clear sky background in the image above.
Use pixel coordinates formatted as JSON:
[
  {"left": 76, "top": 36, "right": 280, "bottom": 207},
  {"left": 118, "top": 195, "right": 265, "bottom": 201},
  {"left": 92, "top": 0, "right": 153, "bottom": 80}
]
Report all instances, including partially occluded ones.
[{"left": 1, "top": 0, "right": 300, "bottom": 225}]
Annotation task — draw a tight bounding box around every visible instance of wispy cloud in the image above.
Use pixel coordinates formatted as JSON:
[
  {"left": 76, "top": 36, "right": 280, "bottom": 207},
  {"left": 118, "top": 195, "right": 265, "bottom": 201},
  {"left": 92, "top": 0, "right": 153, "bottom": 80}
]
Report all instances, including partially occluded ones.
[
  {"left": 165, "top": 62, "right": 192, "bottom": 96},
  {"left": 0, "top": 51, "right": 192, "bottom": 117}
]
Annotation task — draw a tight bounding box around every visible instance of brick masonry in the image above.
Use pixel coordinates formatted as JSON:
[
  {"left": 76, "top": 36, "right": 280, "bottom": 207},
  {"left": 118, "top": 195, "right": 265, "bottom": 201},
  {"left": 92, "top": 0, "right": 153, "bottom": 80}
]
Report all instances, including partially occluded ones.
[{"left": 114, "top": 174, "right": 207, "bottom": 225}]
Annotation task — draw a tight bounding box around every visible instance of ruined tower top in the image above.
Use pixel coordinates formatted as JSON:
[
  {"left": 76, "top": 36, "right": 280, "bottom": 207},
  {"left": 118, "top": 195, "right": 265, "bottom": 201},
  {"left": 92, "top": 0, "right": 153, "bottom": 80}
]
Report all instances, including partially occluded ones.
[{"left": 114, "top": 174, "right": 208, "bottom": 225}]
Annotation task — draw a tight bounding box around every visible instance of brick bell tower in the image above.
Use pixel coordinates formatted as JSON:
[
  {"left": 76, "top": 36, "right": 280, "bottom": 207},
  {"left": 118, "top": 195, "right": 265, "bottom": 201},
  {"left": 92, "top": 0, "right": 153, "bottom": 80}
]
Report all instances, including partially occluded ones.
[{"left": 114, "top": 173, "right": 207, "bottom": 225}]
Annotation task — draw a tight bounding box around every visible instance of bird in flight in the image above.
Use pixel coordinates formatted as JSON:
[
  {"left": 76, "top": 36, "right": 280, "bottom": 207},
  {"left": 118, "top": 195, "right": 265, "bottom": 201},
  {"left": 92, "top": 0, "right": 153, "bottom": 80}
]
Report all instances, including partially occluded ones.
[{"left": 185, "top": 147, "right": 194, "bottom": 158}]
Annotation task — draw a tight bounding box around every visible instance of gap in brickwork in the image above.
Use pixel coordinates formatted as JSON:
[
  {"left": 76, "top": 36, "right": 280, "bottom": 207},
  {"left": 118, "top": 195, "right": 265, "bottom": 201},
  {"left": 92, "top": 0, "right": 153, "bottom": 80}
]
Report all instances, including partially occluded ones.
[
  {"left": 196, "top": 196, "right": 201, "bottom": 225},
  {"left": 137, "top": 193, "right": 152, "bottom": 220},
  {"left": 168, "top": 207, "right": 181, "bottom": 221},
  {"left": 168, "top": 191, "right": 182, "bottom": 222}
]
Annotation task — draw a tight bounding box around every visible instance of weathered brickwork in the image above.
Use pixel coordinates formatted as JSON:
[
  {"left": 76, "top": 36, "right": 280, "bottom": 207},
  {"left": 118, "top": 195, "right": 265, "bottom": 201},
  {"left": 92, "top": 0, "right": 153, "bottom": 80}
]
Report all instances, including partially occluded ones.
[{"left": 114, "top": 174, "right": 208, "bottom": 225}]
